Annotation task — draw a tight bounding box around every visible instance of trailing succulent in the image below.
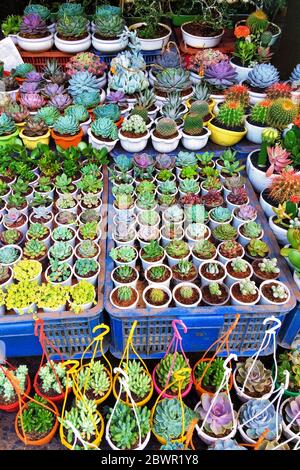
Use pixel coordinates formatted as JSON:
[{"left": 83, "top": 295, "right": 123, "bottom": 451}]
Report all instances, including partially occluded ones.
[{"left": 156, "top": 353, "right": 190, "bottom": 394}]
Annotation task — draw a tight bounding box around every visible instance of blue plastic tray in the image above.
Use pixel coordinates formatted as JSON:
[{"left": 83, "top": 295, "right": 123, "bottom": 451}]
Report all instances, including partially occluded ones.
[
  {"left": 278, "top": 304, "right": 300, "bottom": 349},
  {"left": 105, "top": 149, "right": 298, "bottom": 359}
]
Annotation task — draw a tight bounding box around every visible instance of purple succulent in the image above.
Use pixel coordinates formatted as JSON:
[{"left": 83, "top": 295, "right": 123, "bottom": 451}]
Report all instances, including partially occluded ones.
[
  {"left": 106, "top": 91, "right": 126, "bottom": 104},
  {"left": 49, "top": 93, "right": 72, "bottom": 111},
  {"left": 155, "top": 153, "right": 176, "bottom": 170},
  {"left": 227, "top": 187, "right": 248, "bottom": 206},
  {"left": 42, "top": 83, "right": 65, "bottom": 99},
  {"left": 20, "top": 93, "right": 46, "bottom": 111},
  {"left": 285, "top": 396, "right": 300, "bottom": 429},
  {"left": 198, "top": 393, "right": 234, "bottom": 436},
  {"left": 20, "top": 14, "right": 47, "bottom": 37},
  {"left": 4, "top": 209, "right": 22, "bottom": 225},
  {"left": 20, "top": 81, "right": 40, "bottom": 94},
  {"left": 25, "top": 71, "right": 43, "bottom": 82},
  {"left": 205, "top": 60, "right": 238, "bottom": 90},
  {"left": 237, "top": 205, "right": 257, "bottom": 221},
  {"left": 133, "top": 153, "right": 154, "bottom": 169}
]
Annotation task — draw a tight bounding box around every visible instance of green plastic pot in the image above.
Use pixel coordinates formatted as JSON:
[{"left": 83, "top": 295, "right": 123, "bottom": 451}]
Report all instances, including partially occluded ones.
[{"left": 0, "top": 128, "right": 19, "bottom": 147}]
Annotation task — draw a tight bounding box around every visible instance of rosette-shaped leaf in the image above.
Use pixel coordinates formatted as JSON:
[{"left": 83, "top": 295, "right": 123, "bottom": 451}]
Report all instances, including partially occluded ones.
[
  {"left": 20, "top": 93, "right": 45, "bottom": 111},
  {"left": 156, "top": 67, "right": 191, "bottom": 92},
  {"left": 248, "top": 64, "right": 280, "bottom": 89},
  {"left": 49, "top": 93, "right": 72, "bottom": 112},
  {"left": 0, "top": 113, "right": 16, "bottom": 136},
  {"left": 68, "top": 72, "right": 103, "bottom": 97},
  {"left": 36, "top": 106, "right": 60, "bottom": 126},
  {"left": 25, "top": 71, "right": 43, "bottom": 82},
  {"left": 65, "top": 104, "right": 89, "bottom": 123},
  {"left": 236, "top": 359, "right": 272, "bottom": 395},
  {"left": 93, "top": 104, "right": 120, "bottom": 122},
  {"left": 42, "top": 83, "right": 65, "bottom": 99},
  {"left": 19, "top": 13, "right": 48, "bottom": 37},
  {"left": 91, "top": 117, "right": 118, "bottom": 140},
  {"left": 56, "top": 15, "right": 87, "bottom": 39},
  {"left": 204, "top": 60, "right": 238, "bottom": 89},
  {"left": 53, "top": 115, "right": 80, "bottom": 136},
  {"left": 73, "top": 92, "right": 100, "bottom": 108},
  {"left": 197, "top": 393, "right": 234, "bottom": 436},
  {"left": 239, "top": 399, "right": 281, "bottom": 440},
  {"left": 19, "top": 81, "right": 40, "bottom": 94},
  {"left": 24, "top": 4, "right": 51, "bottom": 21},
  {"left": 289, "top": 64, "right": 300, "bottom": 84}
]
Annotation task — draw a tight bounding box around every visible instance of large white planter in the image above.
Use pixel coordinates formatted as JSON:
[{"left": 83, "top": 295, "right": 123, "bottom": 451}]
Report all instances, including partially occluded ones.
[
  {"left": 268, "top": 216, "right": 288, "bottom": 245},
  {"left": 54, "top": 33, "right": 91, "bottom": 53},
  {"left": 130, "top": 23, "right": 171, "bottom": 51},
  {"left": 181, "top": 23, "right": 224, "bottom": 49},
  {"left": 142, "top": 285, "right": 172, "bottom": 309},
  {"left": 230, "top": 59, "right": 253, "bottom": 83},
  {"left": 92, "top": 33, "right": 128, "bottom": 53},
  {"left": 47, "top": 23, "right": 56, "bottom": 34},
  {"left": 118, "top": 130, "right": 149, "bottom": 153},
  {"left": 181, "top": 127, "right": 211, "bottom": 151},
  {"left": 246, "top": 150, "right": 271, "bottom": 193},
  {"left": 87, "top": 128, "right": 118, "bottom": 152},
  {"left": 245, "top": 118, "right": 267, "bottom": 144},
  {"left": 17, "top": 33, "right": 53, "bottom": 52},
  {"left": 8, "top": 34, "right": 18, "bottom": 44},
  {"left": 260, "top": 280, "right": 291, "bottom": 306},
  {"left": 259, "top": 190, "right": 276, "bottom": 219},
  {"left": 150, "top": 129, "right": 181, "bottom": 153},
  {"left": 0, "top": 88, "right": 19, "bottom": 102},
  {"left": 173, "top": 282, "right": 202, "bottom": 307}
]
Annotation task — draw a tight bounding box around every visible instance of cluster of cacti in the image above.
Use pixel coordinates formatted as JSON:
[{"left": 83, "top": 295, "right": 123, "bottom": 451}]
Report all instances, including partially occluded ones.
[
  {"left": 266, "top": 98, "right": 298, "bottom": 130},
  {"left": 225, "top": 84, "right": 250, "bottom": 109},
  {"left": 156, "top": 353, "right": 190, "bottom": 393},
  {"left": 271, "top": 283, "right": 288, "bottom": 300},
  {"left": 217, "top": 101, "right": 244, "bottom": 128},
  {"left": 184, "top": 113, "right": 203, "bottom": 136},
  {"left": 258, "top": 258, "right": 280, "bottom": 274}
]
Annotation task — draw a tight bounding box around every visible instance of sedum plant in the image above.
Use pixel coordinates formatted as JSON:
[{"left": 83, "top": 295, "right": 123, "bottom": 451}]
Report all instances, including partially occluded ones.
[
  {"left": 0, "top": 365, "right": 28, "bottom": 403},
  {"left": 258, "top": 258, "right": 279, "bottom": 274},
  {"left": 122, "top": 360, "right": 151, "bottom": 400},
  {"left": 13, "top": 260, "right": 41, "bottom": 282},
  {"left": 59, "top": 398, "right": 100, "bottom": 445},
  {"left": 5, "top": 280, "right": 40, "bottom": 311},
  {"left": 38, "top": 361, "right": 69, "bottom": 395},
  {"left": 121, "top": 115, "right": 147, "bottom": 135},
  {"left": 78, "top": 361, "right": 110, "bottom": 399}
]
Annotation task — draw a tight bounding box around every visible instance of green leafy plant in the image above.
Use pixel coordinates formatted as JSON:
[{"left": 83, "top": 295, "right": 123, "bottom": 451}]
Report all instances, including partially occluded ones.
[
  {"left": 156, "top": 353, "right": 190, "bottom": 394},
  {"left": 195, "top": 358, "right": 225, "bottom": 392},
  {"left": 59, "top": 398, "right": 100, "bottom": 445},
  {"left": 122, "top": 360, "right": 151, "bottom": 400},
  {"left": 153, "top": 398, "right": 198, "bottom": 441},
  {"left": 78, "top": 361, "right": 110, "bottom": 399},
  {"left": 18, "top": 394, "right": 55, "bottom": 437}
]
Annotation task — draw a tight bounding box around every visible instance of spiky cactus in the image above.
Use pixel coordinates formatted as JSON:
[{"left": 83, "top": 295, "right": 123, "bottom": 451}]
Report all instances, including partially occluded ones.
[
  {"left": 266, "top": 83, "right": 292, "bottom": 99},
  {"left": 156, "top": 353, "right": 190, "bottom": 393},
  {"left": 269, "top": 169, "right": 300, "bottom": 204},
  {"left": 217, "top": 101, "right": 244, "bottom": 128},
  {"left": 225, "top": 84, "right": 250, "bottom": 109},
  {"left": 250, "top": 100, "right": 271, "bottom": 125},
  {"left": 246, "top": 9, "right": 269, "bottom": 33},
  {"left": 267, "top": 98, "right": 298, "bottom": 130},
  {"left": 190, "top": 100, "right": 209, "bottom": 117},
  {"left": 149, "top": 288, "right": 165, "bottom": 304},
  {"left": 130, "top": 105, "right": 148, "bottom": 123},
  {"left": 156, "top": 118, "right": 177, "bottom": 138},
  {"left": 184, "top": 113, "right": 203, "bottom": 136}
]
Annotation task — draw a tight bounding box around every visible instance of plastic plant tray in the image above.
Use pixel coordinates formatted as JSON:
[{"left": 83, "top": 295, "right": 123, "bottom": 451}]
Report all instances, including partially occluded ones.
[
  {"left": 0, "top": 168, "right": 109, "bottom": 359},
  {"left": 104, "top": 150, "right": 298, "bottom": 359}
]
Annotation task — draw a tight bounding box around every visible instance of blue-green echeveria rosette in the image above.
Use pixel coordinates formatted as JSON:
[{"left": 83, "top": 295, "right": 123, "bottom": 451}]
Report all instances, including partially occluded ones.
[
  {"left": 239, "top": 399, "right": 281, "bottom": 441},
  {"left": 91, "top": 117, "right": 118, "bottom": 141},
  {"left": 53, "top": 115, "right": 80, "bottom": 136}
]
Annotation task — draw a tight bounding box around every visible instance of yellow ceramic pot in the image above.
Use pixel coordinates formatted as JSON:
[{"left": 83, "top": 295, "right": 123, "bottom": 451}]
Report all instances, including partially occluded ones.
[
  {"left": 16, "top": 122, "right": 26, "bottom": 129},
  {"left": 208, "top": 121, "right": 246, "bottom": 146},
  {"left": 19, "top": 128, "right": 51, "bottom": 150}
]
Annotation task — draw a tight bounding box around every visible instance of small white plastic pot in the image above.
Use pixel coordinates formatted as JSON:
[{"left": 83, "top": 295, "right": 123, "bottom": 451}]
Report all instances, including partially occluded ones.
[
  {"left": 150, "top": 129, "right": 182, "bottom": 153},
  {"left": 26, "top": 230, "right": 51, "bottom": 249},
  {"left": 118, "top": 130, "right": 150, "bottom": 153},
  {"left": 195, "top": 422, "right": 237, "bottom": 446},
  {"left": 225, "top": 259, "right": 253, "bottom": 288},
  {"left": 181, "top": 23, "right": 224, "bottom": 48},
  {"left": 130, "top": 23, "right": 171, "bottom": 51},
  {"left": 54, "top": 32, "right": 91, "bottom": 53},
  {"left": 74, "top": 242, "right": 100, "bottom": 262},
  {"left": 56, "top": 199, "right": 78, "bottom": 215},
  {"left": 110, "top": 286, "right": 139, "bottom": 310},
  {"left": 17, "top": 33, "right": 53, "bottom": 52},
  {"left": 162, "top": 212, "right": 185, "bottom": 228},
  {"left": 87, "top": 128, "right": 118, "bottom": 151},
  {"left": 8, "top": 34, "right": 18, "bottom": 44},
  {"left": 208, "top": 210, "right": 233, "bottom": 231},
  {"left": 226, "top": 195, "right": 250, "bottom": 213},
  {"left": 173, "top": 282, "right": 202, "bottom": 308},
  {"left": 3, "top": 214, "right": 28, "bottom": 235},
  {"left": 238, "top": 224, "right": 264, "bottom": 247},
  {"left": 189, "top": 71, "right": 202, "bottom": 85},
  {"left": 230, "top": 282, "right": 260, "bottom": 306},
  {"left": 260, "top": 280, "right": 291, "bottom": 306},
  {"left": 45, "top": 264, "right": 73, "bottom": 287},
  {"left": 200, "top": 180, "right": 223, "bottom": 197},
  {"left": 232, "top": 209, "right": 257, "bottom": 229},
  {"left": 185, "top": 224, "right": 211, "bottom": 248},
  {"left": 71, "top": 294, "right": 96, "bottom": 313},
  {"left": 245, "top": 118, "right": 267, "bottom": 144},
  {"left": 92, "top": 33, "right": 128, "bottom": 53},
  {"left": 144, "top": 264, "right": 172, "bottom": 289},
  {"left": 43, "top": 304, "right": 67, "bottom": 314},
  {"left": 74, "top": 263, "right": 100, "bottom": 286},
  {"left": 268, "top": 216, "right": 288, "bottom": 245},
  {"left": 233, "top": 368, "right": 274, "bottom": 404},
  {"left": 112, "top": 247, "right": 138, "bottom": 269},
  {"left": 280, "top": 398, "right": 300, "bottom": 444},
  {"left": 0, "top": 244, "right": 23, "bottom": 266},
  {"left": 165, "top": 249, "right": 191, "bottom": 268},
  {"left": 191, "top": 250, "right": 218, "bottom": 270},
  {"left": 160, "top": 226, "right": 184, "bottom": 248},
  {"left": 112, "top": 229, "right": 137, "bottom": 247},
  {"left": 199, "top": 260, "right": 226, "bottom": 287},
  {"left": 142, "top": 285, "right": 172, "bottom": 309},
  {"left": 181, "top": 127, "right": 211, "bottom": 151},
  {"left": 217, "top": 243, "right": 245, "bottom": 266},
  {"left": 140, "top": 248, "right": 165, "bottom": 272},
  {"left": 54, "top": 212, "right": 77, "bottom": 230},
  {"left": 111, "top": 266, "right": 139, "bottom": 289}
]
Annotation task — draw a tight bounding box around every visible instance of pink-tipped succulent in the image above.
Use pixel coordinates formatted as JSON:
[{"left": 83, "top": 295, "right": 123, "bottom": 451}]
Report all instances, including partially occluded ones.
[
  {"left": 49, "top": 93, "right": 72, "bottom": 111},
  {"left": 20, "top": 13, "right": 48, "bottom": 38},
  {"left": 237, "top": 205, "right": 257, "bottom": 221},
  {"left": 266, "top": 145, "right": 292, "bottom": 177},
  {"left": 133, "top": 153, "right": 154, "bottom": 169},
  {"left": 20, "top": 93, "right": 46, "bottom": 111},
  {"left": 227, "top": 187, "right": 248, "bottom": 205},
  {"left": 4, "top": 209, "right": 22, "bottom": 225}
]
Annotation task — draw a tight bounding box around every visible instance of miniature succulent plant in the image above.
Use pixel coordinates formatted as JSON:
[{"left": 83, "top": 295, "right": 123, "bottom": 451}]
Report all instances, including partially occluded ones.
[
  {"left": 236, "top": 358, "right": 272, "bottom": 396},
  {"left": 53, "top": 115, "right": 80, "bottom": 136},
  {"left": 156, "top": 353, "right": 190, "bottom": 394},
  {"left": 247, "top": 64, "right": 280, "bottom": 89},
  {"left": 197, "top": 393, "right": 235, "bottom": 437},
  {"left": 68, "top": 72, "right": 103, "bottom": 97},
  {"left": 204, "top": 60, "right": 237, "bottom": 90},
  {"left": 91, "top": 117, "right": 118, "bottom": 140},
  {"left": 239, "top": 399, "right": 280, "bottom": 441}
]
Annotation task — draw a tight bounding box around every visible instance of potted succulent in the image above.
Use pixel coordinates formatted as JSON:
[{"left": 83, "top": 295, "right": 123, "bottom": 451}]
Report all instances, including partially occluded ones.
[
  {"left": 45, "top": 260, "right": 73, "bottom": 287},
  {"left": 185, "top": 223, "right": 210, "bottom": 246},
  {"left": 280, "top": 395, "right": 300, "bottom": 444},
  {"left": 92, "top": 7, "right": 127, "bottom": 53},
  {"left": 209, "top": 207, "right": 232, "bottom": 230},
  {"left": 217, "top": 241, "right": 245, "bottom": 265},
  {"left": 244, "top": 63, "right": 280, "bottom": 105},
  {"left": 0, "top": 265, "right": 13, "bottom": 291},
  {"left": 195, "top": 392, "right": 236, "bottom": 445},
  {"left": 88, "top": 117, "right": 118, "bottom": 152},
  {"left": 110, "top": 285, "right": 139, "bottom": 310},
  {"left": 110, "top": 246, "right": 138, "bottom": 268},
  {"left": 233, "top": 205, "right": 257, "bottom": 229},
  {"left": 34, "top": 360, "right": 70, "bottom": 403},
  {"left": 154, "top": 68, "right": 193, "bottom": 102},
  {"left": 119, "top": 115, "right": 150, "bottom": 153},
  {"left": 23, "top": 239, "right": 47, "bottom": 263},
  {"left": 165, "top": 239, "right": 190, "bottom": 268},
  {"left": 173, "top": 283, "right": 202, "bottom": 307},
  {"left": 136, "top": 193, "right": 157, "bottom": 213},
  {"left": 113, "top": 224, "right": 137, "bottom": 247},
  {"left": 52, "top": 226, "right": 76, "bottom": 247},
  {"left": 192, "top": 239, "right": 217, "bottom": 269},
  {"left": 154, "top": 352, "right": 191, "bottom": 397},
  {"left": 0, "top": 76, "right": 20, "bottom": 102},
  {"left": 140, "top": 240, "right": 165, "bottom": 271},
  {"left": 5, "top": 279, "right": 40, "bottom": 315},
  {"left": 181, "top": 110, "right": 211, "bottom": 151},
  {"left": 260, "top": 280, "right": 290, "bottom": 306},
  {"left": 75, "top": 240, "right": 100, "bottom": 262},
  {"left": 74, "top": 259, "right": 100, "bottom": 286},
  {"left": 202, "top": 282, "right": 230, "bottom": 306},
  {"left": 17, "top": 13, "right": 53, "bottom": 52},
  {"left": 38, "top": 283, "right": 69, "bottom": 313},
  {"left": 225, "top": 258, "right": 253, "bottom": 288},
  {"left": 162, "top": 205, "right": 184, "bottom": 227},
  {"left": 55, "top": 15, "right": 91, "bottom": 53},
  {"left": 193, "top": 357, "right": 229, "bottom": 396},
  {"left": 56, "top": 194, "right": 78, "bottom": 213},
  {"left": 200, "top": 261, "right": 226, "bottom": 286},
  {"left": 213, "top": 224, "right": 238, "bottom": 244},
  {"left": 208, "top": 101, "right": 246, "bottom": 146},
  {"left": 138, "top": 210, "right": 160, "bottom": 229},
  {"left": 161, "top": 224, "right": 184, "bottom": 247},
  {"left": 238, "top": 222, "right": 264, "bottom": 246},
  {"left": 202, "top": 190, "right": 224, "bottom": 211},
  {"left": 27, "top": 223, "right": 51, "bottom": 248},
  {"left": 0, "top": 364, "right": 29, "bottom": 412},
  {"left": 65, "top": 104, "right": 91, "bottom": 136},
  {"left": 231, "top": 279, "right": 260, "bottom": 306},
  {"left": 252, "top": 258, "right": 280, "bottom": 283},
  {"left": 112, "top": 265, "right": 139, "bottom": 288},
  {"left": 238, "top": 399, "right": 281, "bottom": 444},
  {"left": 106, "top": 402, "right": 151, "bottom": 450},
  {"left": 77, "top": 221, "right": 101, "bottom": 244},
  {"left": 0, "top": 228, "right": 23, "bottom": 246},
  {"left": 172, "top": 260, "right": 198, "bottom": 285},
  {"left": 151, "top": 118, "right": 181, "bottom": 153},
  {"left": 234, "top": 358, "right": 273, "bottom": 403},
  {"left": 144, "top": 264, "right": 172, "bottom": 288},
  {"left": 13, "top": 259, "right": 42, "bottom": 284},
  {"left": 77, "top": 360, "right": 110, "bottom": 403},
  {"left": 0, "top": 113, "right": 19, "bottom": 147},
  {"left": 3, "top": 209, "right": 28, "bottom": 235},
  {"left": 1, "top": 14, "right": 21, "bottom": 44},
  {"left": 277, "top": 349, "right": 300, "bottom": 397},
  {"left": 0, "top": 245, "right": 23, "bottom": 266},
  {"left": 245, "top": 239, "right": 269, "bottom": 262},
  {"left": 143, "top": 285, "right": 172, "bottom": 309},
  {"left": 152, "top": 398, "right": 198, "bottom": 445},
  {"left": 52, "top": 115, "right": 83, "bottom": 149},
  {"left": 226, "top": 188, "right": 249, "bottom": 212},
  {"left": 69, "top": 281, "right": 96, "bottom": 314},
  {"left": 178, "top": 179, "right": 200, "bottom": 198},
  {"left": 19, "top": 117, "right": 50, "bottom": 150}
]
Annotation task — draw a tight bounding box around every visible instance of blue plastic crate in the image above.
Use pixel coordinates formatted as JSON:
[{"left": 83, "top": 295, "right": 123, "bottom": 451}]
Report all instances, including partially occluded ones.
[
  {"left": 278, "top": 304, "right": 300, "bottom": 349},
  {"left": 92, "top": 48, "right": 162, "bottom": 66},
  {"left": 105, "top": 152, "right": 298, "bottom": 359}
]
